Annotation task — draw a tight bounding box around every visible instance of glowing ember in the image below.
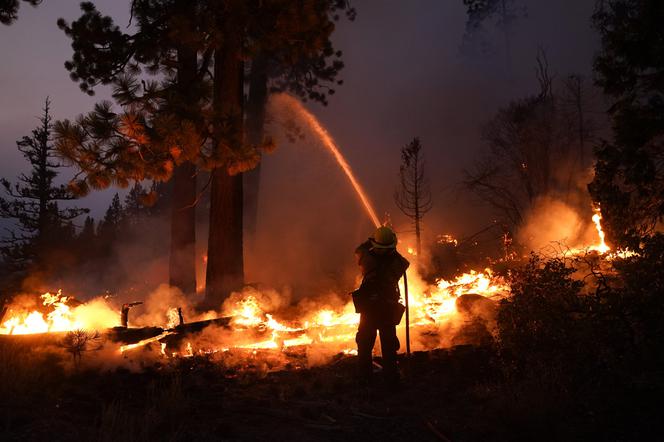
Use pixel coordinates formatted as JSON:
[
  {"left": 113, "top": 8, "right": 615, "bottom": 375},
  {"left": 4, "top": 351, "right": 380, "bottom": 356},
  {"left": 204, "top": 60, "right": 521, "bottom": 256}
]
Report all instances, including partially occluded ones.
[{"left": 120, "top": 331, "right": 174, "bottom": 353}]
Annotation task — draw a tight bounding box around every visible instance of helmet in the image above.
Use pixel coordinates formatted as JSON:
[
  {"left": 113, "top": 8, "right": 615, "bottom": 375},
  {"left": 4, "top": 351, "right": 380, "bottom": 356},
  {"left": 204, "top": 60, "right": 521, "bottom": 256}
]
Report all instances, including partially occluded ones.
[{"left": 370, "top": 226, "right": 397, "bottom": 249}]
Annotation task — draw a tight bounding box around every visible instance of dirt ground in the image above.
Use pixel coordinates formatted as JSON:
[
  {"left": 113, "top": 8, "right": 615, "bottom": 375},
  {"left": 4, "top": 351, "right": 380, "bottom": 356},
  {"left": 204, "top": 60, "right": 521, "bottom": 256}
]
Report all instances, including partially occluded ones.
[{"left": 1, "top": 341, "right": 659, "bottom": 442}]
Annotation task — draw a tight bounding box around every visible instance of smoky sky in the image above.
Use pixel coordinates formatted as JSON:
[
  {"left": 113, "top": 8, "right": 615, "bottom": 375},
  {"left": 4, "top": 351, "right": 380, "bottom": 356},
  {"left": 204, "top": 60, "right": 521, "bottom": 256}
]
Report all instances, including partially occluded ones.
[{"left": 0, "top": 0, "right": 599, "bottom": 239}]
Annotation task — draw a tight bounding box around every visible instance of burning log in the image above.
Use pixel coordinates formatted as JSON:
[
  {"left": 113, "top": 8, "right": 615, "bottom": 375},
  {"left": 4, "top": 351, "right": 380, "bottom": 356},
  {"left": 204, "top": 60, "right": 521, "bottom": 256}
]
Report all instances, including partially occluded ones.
[
  {"left": 107, "top": 326, "right": 165, "bottom": 344},
  {"left": 120, "top": 301, "right": 143, "bottom": 327}
]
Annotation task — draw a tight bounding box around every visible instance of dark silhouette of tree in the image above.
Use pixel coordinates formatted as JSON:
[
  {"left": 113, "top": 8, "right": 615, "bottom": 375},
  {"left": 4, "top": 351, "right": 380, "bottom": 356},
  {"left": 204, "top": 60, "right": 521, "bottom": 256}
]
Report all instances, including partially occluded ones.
[
  {"left": 0, "top": 0, "right": 41, "bottom": 25},
  {"left": 79, "top": 215, "right": 95, "bottom": 243},
  {"left": 589, "top": 0, "right": 664, "bottom": 247},
  {"left": 395, "top": 137, "right": 432, "bottom": 256},
  {"left": 123, "top": 181, "right": 152, "bottom": 227},
  {"left": 0, "top": 98, "right": 88, "bottom": 271},
  {"left": 75, "top": 215, "right": 97, "bottom": 261},
  {"left": 97, "top": 193, "right": 124, "bottom": 244}
]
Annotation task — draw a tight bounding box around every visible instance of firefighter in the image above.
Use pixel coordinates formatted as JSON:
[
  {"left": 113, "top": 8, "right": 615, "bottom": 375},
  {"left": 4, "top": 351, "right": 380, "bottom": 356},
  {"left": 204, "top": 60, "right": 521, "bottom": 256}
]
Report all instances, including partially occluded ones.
[{"left": 352, "top": 226, "right": 409, "bottom": 386}]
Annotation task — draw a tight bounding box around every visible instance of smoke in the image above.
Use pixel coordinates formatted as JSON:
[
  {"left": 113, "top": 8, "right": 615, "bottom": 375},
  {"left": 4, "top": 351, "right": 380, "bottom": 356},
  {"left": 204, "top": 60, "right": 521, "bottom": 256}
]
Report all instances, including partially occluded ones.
[
  {"left": 518, "top": 197, "right": 585, "bottom": 252},
  {"left": 244, "top": 94, "right": 377, "bottom": 298},
  {"left": 516, "top": 167, "right": 601, "bottom": 253}
]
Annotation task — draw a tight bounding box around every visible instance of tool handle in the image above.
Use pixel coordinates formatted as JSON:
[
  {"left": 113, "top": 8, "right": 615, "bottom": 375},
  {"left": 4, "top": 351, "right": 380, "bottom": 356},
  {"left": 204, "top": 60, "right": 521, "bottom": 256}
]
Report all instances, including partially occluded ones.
[{"left": 404, "top": 272, "right": 411, "bottom": 357}]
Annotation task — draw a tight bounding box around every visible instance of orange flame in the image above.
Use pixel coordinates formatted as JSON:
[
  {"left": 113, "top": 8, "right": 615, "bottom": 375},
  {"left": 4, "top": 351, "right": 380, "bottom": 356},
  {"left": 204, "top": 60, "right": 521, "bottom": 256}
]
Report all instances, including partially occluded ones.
[
  {"left": 589, "top": 206, "right": 610, "bottom": 254},
  {"left": 1, "top": 291, "right": 119, "bottom": 335}
]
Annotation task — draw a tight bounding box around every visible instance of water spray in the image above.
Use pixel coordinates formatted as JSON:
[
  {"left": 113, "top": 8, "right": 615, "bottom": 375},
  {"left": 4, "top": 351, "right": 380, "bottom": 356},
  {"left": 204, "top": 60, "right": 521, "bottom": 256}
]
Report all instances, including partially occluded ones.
[{"left": 273, "top": 94, "right": 381, "bottom": 228}]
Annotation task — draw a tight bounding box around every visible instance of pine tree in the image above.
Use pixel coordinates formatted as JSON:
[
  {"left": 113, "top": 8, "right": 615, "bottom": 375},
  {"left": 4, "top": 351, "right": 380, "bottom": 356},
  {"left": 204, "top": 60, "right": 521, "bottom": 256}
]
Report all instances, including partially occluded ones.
[
  {"left": 56, "top": 0, "right": 209, "bottom": 295},
  {"left": 0, "top": 98, "right": 88, "bottom": 270},
  {"left": 78, "top": 215, "right": 96, "bottom": 243},
  {"left": 394, "top": 137, "right": 433, "bottom": 256},
  {"left": 123, "top": 181, "right": 150, "bottom": 226},
  {"left": 97, "top": 193, "right": 123, "bottom": 243}
]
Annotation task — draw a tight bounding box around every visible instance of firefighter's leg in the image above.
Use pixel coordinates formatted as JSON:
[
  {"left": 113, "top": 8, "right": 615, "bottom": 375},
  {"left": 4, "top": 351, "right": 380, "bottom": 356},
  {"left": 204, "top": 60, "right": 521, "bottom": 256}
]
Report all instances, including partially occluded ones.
[
  {"left": 356, "top": 314, "right": 377, "bottom": 380},
  {"left": 378, "top": 325, "right": 400, "bottom": 385}
]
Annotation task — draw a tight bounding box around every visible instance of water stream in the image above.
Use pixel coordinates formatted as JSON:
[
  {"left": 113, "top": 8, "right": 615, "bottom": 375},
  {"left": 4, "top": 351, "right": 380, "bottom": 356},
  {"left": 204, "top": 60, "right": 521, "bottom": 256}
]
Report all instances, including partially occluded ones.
[{"left": 272, "top": 94, "right": 381, "bottom": 228}]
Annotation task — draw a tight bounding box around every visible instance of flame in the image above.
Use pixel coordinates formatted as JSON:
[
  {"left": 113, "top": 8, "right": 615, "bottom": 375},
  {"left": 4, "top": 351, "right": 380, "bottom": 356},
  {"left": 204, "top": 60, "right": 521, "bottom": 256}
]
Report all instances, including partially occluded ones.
[
  {"left": 437, "top": 234, "right": 458, "bottom": 247},
  {"left": 0, "top": 206, "right": 629, "bottom": 363},
  {"left": 119, "top": 331, "right": 174, "bottom": 353},
  {"left": 200, "top": 264, "right": 510, "bottom": 355},
  {"left": 589, "top": 206, "right": 610, "bottom": 254},
  {"left": 166, "top": 307, "right": 180, "bottom": 329},
  {"left": 0, "top": 291, "right": 119, "bottom": 335}
]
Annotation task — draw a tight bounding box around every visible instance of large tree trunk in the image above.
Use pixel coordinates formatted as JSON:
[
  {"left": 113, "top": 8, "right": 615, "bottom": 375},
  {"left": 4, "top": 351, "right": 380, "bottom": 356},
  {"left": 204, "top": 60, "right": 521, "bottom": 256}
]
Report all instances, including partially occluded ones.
[
  {"left": 169, "top": 21, "right": 198, "bottom": 295},
  {"left": 169, "top": 161, "right": 197, "bottom": 294},
  {"left": 244, "top": 55, "right": 268, "bottom": 238},
  {"left": 205, "top": 23, "right": 244, "bottom": 306}
]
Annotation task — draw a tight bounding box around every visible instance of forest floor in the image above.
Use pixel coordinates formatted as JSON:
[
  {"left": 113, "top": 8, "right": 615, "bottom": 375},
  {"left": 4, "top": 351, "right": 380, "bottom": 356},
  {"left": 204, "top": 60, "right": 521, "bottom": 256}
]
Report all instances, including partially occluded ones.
[{"left": 0, "top": 340, "right": 660, "bottom": 442}]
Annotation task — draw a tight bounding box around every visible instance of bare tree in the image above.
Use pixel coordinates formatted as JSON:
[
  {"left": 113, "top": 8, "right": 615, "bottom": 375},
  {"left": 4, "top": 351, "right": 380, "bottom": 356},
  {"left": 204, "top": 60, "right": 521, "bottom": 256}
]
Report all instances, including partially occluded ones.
[
  {"left": 394, "top": 137, "right": 432, "bottom": 255},
  {"left": 464, "top": 51, "right": 572, "bottom": 228}
]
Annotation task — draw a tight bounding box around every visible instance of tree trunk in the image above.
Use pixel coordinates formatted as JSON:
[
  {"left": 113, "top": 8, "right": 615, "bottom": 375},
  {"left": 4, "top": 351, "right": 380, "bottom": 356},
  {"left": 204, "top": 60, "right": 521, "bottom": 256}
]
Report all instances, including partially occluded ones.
[
  {"left": 206, "top": 167, "right": 243, "bottom": 304},
  {"left": 168, "top": 25, "right": 198, "bottom": 295},
  {"left": 169, "top": 161, "right": 196, "bottom": 294},
  {"left": 244, "top": 55, "right": 268, "bottom": 238},
  {"left": 205, "top": 22, "right": 244, "bottom": 306}
]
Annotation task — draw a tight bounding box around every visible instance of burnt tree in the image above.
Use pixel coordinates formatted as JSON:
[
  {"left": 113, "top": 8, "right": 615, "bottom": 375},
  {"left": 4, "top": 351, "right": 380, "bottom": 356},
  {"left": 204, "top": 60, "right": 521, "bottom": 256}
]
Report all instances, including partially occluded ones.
[{"left": 394, "top": 137, "right": 432, "bottom": 256}]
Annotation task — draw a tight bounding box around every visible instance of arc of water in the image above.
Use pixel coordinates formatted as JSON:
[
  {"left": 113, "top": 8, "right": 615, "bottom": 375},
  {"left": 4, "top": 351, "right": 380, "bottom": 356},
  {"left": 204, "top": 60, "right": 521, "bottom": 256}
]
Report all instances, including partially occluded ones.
[{"left": 276, "top": 94, "right": 381, "bottom": 228}]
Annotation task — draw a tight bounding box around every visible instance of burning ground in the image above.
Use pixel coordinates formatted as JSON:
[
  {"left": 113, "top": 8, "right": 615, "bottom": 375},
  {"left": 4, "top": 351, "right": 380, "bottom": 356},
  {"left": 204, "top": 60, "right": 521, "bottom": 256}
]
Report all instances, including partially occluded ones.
[
  {"left": 0, "top": 262, "right": 510, "bottom": 370},
  {"left": 0, "top": 203, "right": 621, "bottom": 368}
]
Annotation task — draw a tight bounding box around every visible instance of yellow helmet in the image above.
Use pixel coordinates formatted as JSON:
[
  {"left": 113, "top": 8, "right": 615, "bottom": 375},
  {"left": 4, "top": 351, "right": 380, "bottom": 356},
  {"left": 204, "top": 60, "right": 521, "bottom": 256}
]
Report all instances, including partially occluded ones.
[{"left": 370, "top": 226, "right": 397, "bottom": 249}]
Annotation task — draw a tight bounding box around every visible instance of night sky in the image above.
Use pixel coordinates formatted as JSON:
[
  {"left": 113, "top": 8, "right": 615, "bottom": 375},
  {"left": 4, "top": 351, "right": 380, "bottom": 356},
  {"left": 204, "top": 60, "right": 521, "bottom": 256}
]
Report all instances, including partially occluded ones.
[{"left": 0, "top": 0, "right": 599, "bottom": 238}]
